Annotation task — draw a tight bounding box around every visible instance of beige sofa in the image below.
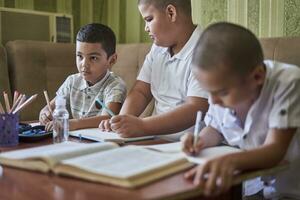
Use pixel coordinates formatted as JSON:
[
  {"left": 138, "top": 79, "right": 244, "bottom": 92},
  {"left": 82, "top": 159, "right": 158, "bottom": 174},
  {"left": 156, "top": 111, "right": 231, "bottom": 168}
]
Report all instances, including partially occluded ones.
[{"left": 1, "top": 37, "right": 300, "bottom": 120}]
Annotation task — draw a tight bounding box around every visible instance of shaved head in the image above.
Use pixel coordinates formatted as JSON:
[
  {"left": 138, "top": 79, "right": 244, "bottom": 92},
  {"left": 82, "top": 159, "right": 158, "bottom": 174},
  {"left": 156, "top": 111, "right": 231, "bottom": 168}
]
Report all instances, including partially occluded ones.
[
  {"left": 138, "top": 0, "right": 192, "bottom": 17},
  {"left": 193, "top": 22, "right": 264, "bottom": 77}
]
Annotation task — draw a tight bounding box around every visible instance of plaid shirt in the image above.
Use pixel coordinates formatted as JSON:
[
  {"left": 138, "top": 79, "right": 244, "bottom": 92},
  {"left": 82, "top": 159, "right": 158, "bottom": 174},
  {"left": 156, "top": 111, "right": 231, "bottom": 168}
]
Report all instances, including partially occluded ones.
[{"left": 57, "top": 70, "right": 126, "bottom": 119}]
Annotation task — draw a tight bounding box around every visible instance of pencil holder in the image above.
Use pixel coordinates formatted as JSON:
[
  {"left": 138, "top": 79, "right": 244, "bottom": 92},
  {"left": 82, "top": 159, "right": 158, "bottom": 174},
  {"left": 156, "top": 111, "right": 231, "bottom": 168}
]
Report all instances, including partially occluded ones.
[{"left": 0, "top": 113, "right": 19, "bottom": 147}]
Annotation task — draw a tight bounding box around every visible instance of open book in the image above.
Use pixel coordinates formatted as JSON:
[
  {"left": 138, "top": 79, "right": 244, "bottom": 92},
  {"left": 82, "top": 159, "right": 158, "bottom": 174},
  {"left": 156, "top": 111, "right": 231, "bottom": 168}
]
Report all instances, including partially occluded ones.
[
  {"left": 69, "top": 128, "right": 154, "bottom": 144},
  {"left": 0, "top": 142, "right": 191, "bottom": 188}
]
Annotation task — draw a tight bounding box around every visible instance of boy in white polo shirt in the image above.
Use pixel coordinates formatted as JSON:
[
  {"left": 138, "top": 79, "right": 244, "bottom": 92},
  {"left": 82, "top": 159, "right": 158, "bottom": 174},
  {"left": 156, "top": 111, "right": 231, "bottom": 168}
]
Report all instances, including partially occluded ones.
[
  {"left": 182, "top": 22, "right": 300, "bottom": 199},
  {"left": 39, "top": 23, "right": 126, "bottom": 131},
  {"left": 99, "top": 0, "right": 209, "bottom": 140}
]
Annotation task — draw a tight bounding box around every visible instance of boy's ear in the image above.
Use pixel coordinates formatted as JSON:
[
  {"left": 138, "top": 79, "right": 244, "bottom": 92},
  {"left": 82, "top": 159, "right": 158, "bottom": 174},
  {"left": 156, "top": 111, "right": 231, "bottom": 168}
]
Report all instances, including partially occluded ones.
[
  {"left": 108, "top": 53, "right": 117, "bottom": 69},
  {"left": 165, "top": 4, "right": 177, "bottom": 22},
  {"left": 251, "top": 64, "right": 265, "bottom": 85}
]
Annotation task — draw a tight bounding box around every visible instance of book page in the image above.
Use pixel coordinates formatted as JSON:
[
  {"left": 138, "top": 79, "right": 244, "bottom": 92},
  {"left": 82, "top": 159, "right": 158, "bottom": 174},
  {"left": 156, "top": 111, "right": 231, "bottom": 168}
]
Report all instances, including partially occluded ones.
[
  {"left": 58, "top": 146, "right": 186, "bottom": 179},
  {"left": 69, "top": 128, "right": 154, "bottom": 143},
  {"left": 142, "top": 142, "right": 241, "bottom": 164},
  {"left": 142, "top": 142, "right": 182, "bottom": 153},
  {"left": 0, "top": 141, "right": 118, "bottom": 168},
  {"left": 187, "top": 146, "right": 241, "bottom": 164}
]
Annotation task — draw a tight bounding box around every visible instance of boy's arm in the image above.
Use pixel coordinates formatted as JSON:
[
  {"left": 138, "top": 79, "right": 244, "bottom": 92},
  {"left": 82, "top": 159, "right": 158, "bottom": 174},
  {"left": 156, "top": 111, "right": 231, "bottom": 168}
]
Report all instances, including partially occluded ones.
[
  {"left": 185, "top": 128, "right": 296, "bottom": 196},
  {"left": 120, "top": 80, "right": 153, "bottom": 116},
  {"left": 232, "top": 128, "right": 296, "bottom": 170},
  {"left": 111, "top": 96, "right": 209, "bottom": 137},
  {"left": 70, "top": 102, "right": 122, "bottom": 130},
  {"left": 142, "top": 96, "right": 209, "bottom": 135}
]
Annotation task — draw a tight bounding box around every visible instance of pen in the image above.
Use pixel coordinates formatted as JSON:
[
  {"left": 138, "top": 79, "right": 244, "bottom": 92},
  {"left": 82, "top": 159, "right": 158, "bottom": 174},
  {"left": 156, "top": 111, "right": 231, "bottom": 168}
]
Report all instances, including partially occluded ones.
[
  {"left": 193, "top": 111, "right": 202, "bottom": 147},
  {"left": 95, "top": 99, "right": 115, "bottom": 117}
]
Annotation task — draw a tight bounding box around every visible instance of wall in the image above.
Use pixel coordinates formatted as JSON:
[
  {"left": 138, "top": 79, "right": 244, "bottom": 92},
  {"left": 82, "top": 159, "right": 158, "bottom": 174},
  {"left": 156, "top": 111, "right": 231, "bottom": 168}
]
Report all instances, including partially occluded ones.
[
  {"left": 192, "top": 0, "right": 300, "bottom": 38},
  {"left": 1, "top": 0, "right": 300, "bottom": 43}
]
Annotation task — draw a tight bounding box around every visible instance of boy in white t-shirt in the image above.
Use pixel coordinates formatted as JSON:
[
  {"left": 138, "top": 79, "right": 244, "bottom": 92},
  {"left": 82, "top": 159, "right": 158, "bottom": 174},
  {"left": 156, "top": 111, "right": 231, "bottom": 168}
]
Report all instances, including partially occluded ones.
[
  {"left": 182, "top": 22, "right": 300, "bottom": 199},
  {"left": 99, "top": 0, "right": 208, "bottom": 140}
]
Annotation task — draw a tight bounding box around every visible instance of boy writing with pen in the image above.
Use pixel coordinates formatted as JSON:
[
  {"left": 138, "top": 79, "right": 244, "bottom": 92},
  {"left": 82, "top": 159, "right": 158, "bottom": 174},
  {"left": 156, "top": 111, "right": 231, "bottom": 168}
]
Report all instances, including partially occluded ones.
[
  {"left": 100, "top": 0, "right": 209, "bottom": 141},
  {"left": 181, "top": 22, "right": 300, "bottom": 199},
  {"left": 39, "top": 23, "right": 127, "bottom": 131}
]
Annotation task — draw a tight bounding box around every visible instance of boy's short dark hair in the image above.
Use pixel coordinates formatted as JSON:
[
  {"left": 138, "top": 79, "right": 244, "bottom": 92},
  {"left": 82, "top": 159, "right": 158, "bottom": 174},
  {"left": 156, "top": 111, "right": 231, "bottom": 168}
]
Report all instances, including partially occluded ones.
[
  {"left": 76, "top": 23, "right": 116, "bottom": 57},
  {"left": 193, "top": 22, "right": 264, "bottom": 77},
  {"left": 138, "top": 0, "right": 191, "bottom": 17}
]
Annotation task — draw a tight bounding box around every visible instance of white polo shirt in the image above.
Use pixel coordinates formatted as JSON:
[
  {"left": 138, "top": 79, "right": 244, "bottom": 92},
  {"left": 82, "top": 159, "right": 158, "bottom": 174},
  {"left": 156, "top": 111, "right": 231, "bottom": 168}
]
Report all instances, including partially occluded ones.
[
  {"left": 138, "top": 25, "right": 208, "bottom": 115},
  {"left": 205, "top": 60, "right": 300, "bottom": 199}
]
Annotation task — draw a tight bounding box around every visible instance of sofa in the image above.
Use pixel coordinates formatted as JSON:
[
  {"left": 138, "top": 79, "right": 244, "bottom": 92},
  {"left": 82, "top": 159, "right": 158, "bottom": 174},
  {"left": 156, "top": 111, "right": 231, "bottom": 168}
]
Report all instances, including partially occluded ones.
[
  {"left": 3, "top": 41, "right": 152, "bottom": 120},
  {"left": 1, "top": 36, "right": 300, "bottom": 121}
]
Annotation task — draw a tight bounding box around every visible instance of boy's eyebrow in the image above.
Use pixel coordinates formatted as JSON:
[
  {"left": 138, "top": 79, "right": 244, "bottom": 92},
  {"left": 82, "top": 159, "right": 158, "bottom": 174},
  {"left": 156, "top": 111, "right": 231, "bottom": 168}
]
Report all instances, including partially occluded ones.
[{"left": 76, "top": 51, "right": 102, "bottom": 56}]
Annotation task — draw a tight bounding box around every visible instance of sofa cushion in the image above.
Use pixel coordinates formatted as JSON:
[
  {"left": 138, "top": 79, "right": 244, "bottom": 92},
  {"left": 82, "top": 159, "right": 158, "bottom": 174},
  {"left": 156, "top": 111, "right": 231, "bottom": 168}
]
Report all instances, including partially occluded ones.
[
  {"left": 260, "top": 37, "right": 300, "bottom": 67},
  {"left": 0, "top": 44, "right": 11, "bottom": 106}
]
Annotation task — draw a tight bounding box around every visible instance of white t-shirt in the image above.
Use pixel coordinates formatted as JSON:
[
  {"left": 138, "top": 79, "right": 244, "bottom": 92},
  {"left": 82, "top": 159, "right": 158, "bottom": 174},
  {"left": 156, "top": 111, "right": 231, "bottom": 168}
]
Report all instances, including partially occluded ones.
[
  {"left": 205, "top": 60, "right": 300, "bottom": 199},
  {"left": 138, "top": 25, "right": 208, "bottom": 115}
]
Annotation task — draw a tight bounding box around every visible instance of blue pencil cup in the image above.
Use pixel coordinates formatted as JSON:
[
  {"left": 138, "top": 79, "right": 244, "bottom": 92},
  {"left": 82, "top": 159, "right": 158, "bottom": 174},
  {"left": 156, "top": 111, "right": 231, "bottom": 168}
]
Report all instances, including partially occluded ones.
[{"left": 0, "top": 113, "right": 19, "bottom": 147}]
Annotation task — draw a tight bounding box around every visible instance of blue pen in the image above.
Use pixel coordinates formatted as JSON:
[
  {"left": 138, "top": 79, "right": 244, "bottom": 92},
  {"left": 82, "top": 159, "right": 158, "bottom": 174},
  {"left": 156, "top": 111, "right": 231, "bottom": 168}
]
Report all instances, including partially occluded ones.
[{"left": 95, "top": 99, "right": 116, "bottom": 117}]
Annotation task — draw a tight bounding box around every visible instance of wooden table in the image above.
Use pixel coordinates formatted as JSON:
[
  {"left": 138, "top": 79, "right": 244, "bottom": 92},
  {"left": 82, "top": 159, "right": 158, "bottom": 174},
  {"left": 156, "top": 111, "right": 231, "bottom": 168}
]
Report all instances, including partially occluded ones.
[{"left": 0, "top": 137, "right": 286, "bottom": 200}]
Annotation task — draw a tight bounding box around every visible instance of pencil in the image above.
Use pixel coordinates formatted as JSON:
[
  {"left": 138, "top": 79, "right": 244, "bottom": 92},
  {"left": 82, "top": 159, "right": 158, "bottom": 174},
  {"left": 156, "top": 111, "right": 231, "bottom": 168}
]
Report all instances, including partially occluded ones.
[
  {"left": 0, "top": 101, "right": 5, "bottom": 114},
  {"left": 43, "top": 90, "right": 52, "bottom": 114},
  {"left": 10, "top": 94, "right": 23, "bottom": 113},
  {"left": 95, "top": 99, "right": 115, "bottom": 117},
  {"left": 3, "top": 91, "right": 11, "bottom": 113},
  {"left": 13, "top": 94, "right": 38, "bottom": 114},
  {"left": 13, "top": 91, "right": 19, "bottom": 105}
]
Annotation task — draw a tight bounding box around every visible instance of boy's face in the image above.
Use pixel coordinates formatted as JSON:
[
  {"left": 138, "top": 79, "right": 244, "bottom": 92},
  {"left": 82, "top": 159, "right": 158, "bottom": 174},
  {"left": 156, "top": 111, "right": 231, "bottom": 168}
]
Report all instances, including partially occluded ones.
[
  {"left": 194, "top": 65, "right": 264, "bottom": 113},
  {"left": 138, "top": 3, "right": 175, "bottom": 47},
  {"left": 76, "top": 41, "right": 115, "bottom": 85}
]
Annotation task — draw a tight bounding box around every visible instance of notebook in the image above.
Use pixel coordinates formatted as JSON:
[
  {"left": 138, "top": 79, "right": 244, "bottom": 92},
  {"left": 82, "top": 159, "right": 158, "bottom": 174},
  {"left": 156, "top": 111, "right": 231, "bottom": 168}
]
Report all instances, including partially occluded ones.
[{"left": 69, "top": 128, "right": 154, "bottom": 144}]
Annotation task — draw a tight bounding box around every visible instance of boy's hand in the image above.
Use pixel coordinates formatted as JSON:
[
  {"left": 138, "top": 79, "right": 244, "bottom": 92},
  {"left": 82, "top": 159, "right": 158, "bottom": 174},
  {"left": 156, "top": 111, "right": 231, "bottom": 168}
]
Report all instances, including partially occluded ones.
[
  {"left": 181, "top": 133, "right": 205, "bottom": 155},
  {"left": 39, "top": 107, "right": 53, "bottom": 125},
  {"left": 110, "top": 115, "right": 145, "bottom": 138},
  {"left": 99, "top": 119, "right": 113, "bottom": 132},
  {"left": 45, "top": 121, "right": 54, "bottom": 132},
  {"left": 184, "top": 155, "right": 236, "bottom": 196}
]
